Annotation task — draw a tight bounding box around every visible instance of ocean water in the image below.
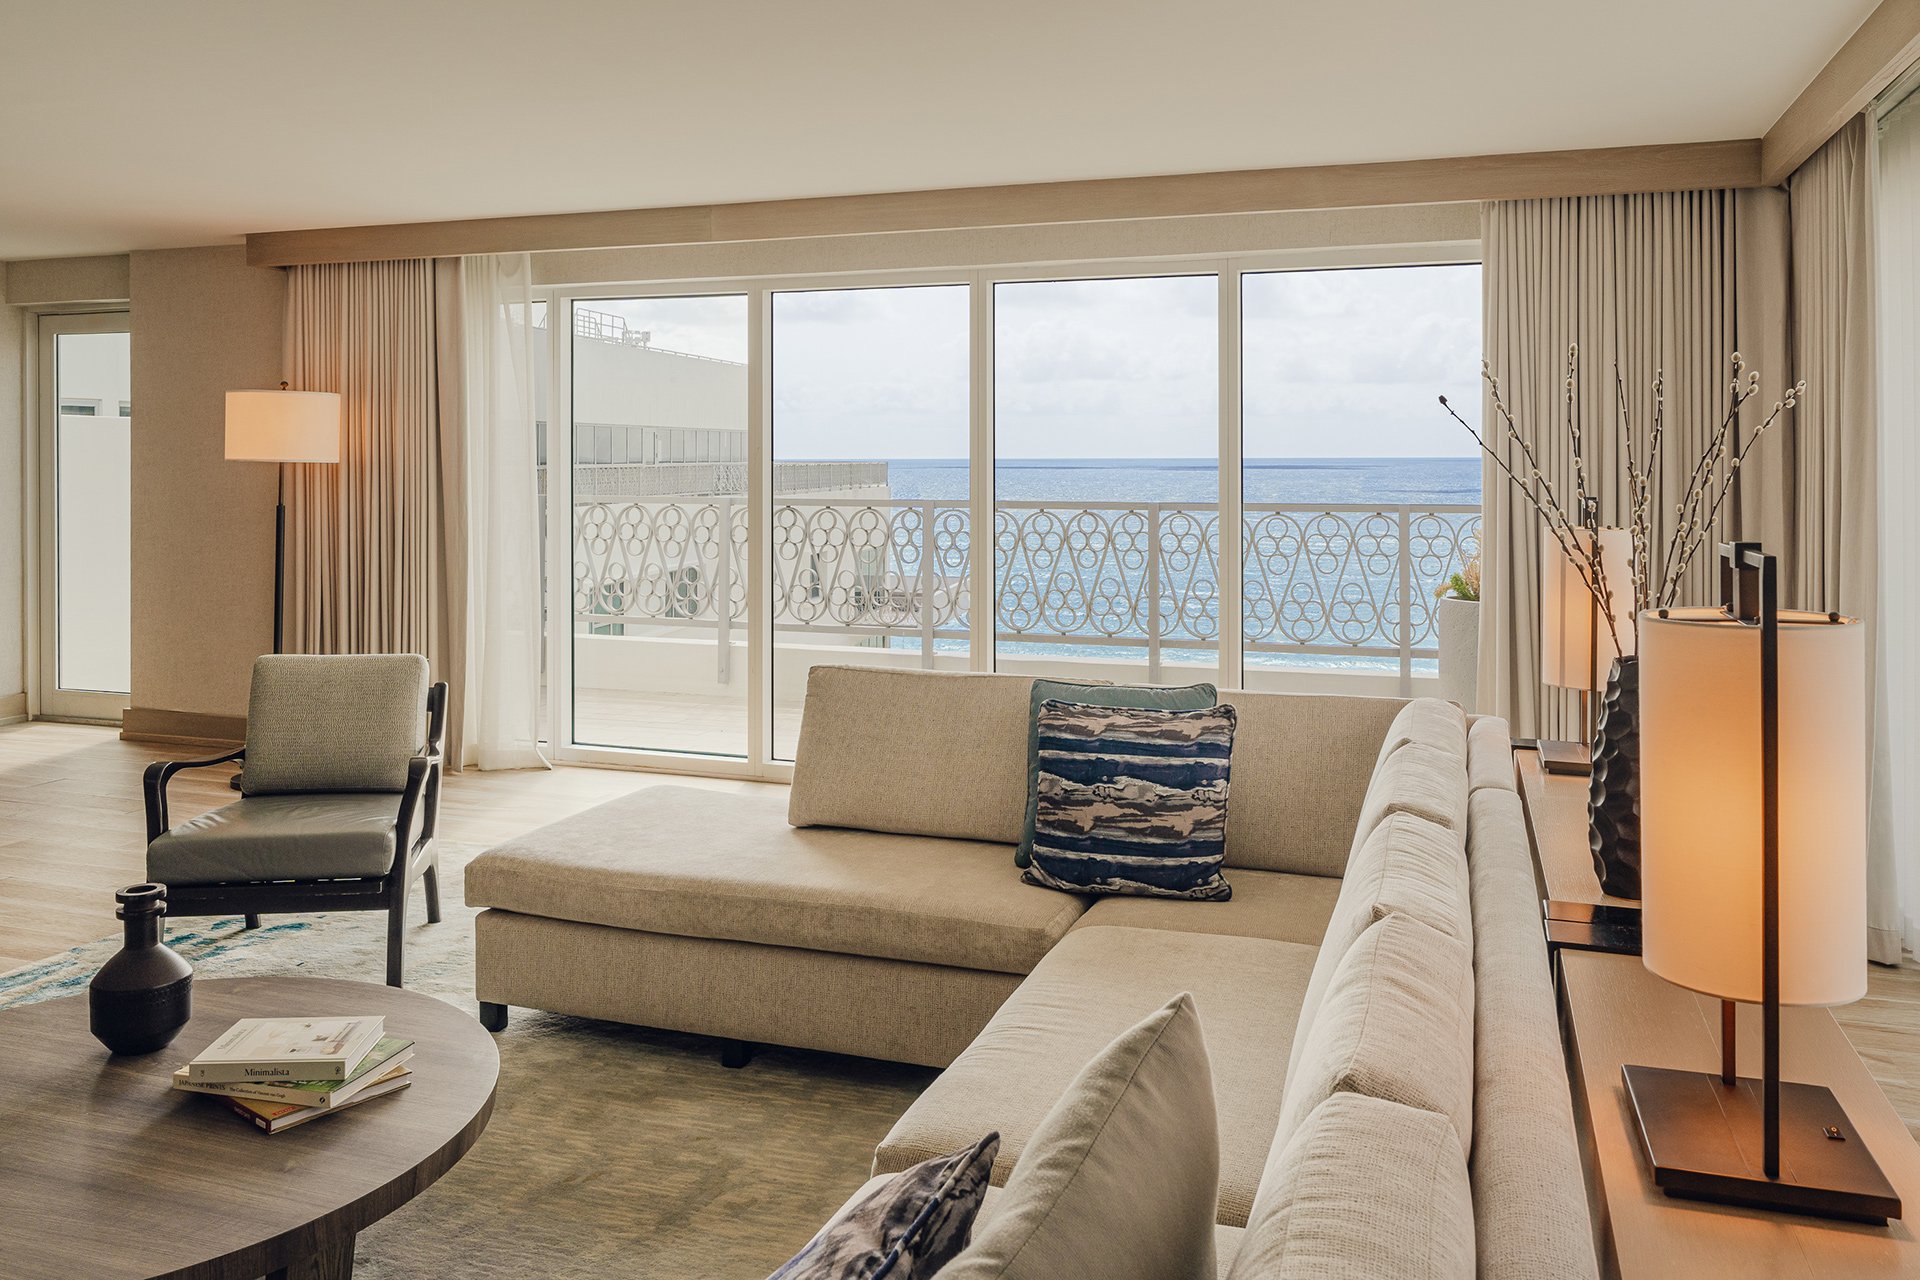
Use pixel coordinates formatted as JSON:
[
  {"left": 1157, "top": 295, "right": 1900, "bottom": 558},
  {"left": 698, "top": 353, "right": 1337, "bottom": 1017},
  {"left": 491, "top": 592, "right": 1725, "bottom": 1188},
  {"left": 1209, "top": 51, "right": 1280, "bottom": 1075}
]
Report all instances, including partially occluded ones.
[{"left": 880, "top": 456, "right": 1481, "bottom": 505}]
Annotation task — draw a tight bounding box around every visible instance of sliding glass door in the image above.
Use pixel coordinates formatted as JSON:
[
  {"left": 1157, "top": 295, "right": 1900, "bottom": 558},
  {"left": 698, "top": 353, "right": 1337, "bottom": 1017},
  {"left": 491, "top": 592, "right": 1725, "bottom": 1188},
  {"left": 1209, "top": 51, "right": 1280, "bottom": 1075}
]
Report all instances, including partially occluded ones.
[
  {"left": 770, "top": 284, "right": 970, "bottom": 760},
  {"left": 1240, "top": 265, "right": 1483, "bottom": 690},
  {"left": 992, "top": 274, "right": 1221, "bottom": 687},
  {"left": 38, "top": 313, "right": 132, "bottom": 720},
  {"left": 543, "top": 252, "right": 1481, "bottom": 776},
  {"left": 565, "top": 295, "right": 751, "bottom": 756}
]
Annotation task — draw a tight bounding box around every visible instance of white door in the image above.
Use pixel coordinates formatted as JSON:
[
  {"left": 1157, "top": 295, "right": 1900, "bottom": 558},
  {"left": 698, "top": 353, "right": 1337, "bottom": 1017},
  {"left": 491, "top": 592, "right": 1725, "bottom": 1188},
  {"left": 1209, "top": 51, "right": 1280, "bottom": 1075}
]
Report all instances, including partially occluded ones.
[{"left": 37, "top": 312, "right": 133, "bottom": 721}]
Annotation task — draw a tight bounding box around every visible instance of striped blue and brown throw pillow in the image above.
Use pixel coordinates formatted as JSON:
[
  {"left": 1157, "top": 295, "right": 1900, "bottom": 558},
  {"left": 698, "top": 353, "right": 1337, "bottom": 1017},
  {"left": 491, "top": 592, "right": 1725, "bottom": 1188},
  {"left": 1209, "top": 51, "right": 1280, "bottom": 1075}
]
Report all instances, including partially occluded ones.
[{"left": 1022, "top": 700, "right": 1235, "bottom": 901}]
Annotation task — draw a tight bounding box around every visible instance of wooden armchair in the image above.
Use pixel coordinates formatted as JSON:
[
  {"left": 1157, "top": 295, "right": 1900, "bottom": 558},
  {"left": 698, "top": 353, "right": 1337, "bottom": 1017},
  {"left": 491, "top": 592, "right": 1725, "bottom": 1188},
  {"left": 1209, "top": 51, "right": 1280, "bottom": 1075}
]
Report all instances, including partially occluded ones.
[{"left": 143, "top": 654, "right": 447, "bottom": 987}]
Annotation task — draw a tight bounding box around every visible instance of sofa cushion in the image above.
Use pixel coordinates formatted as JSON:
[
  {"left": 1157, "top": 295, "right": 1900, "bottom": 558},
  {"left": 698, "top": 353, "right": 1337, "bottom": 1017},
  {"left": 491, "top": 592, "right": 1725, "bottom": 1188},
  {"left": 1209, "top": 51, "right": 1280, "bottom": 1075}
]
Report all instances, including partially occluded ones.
[
  {"left": 1350, "top": 742, "right": 1468, "bottom": 853},
  {"left": 1216, "top": 690, "right": 1406, "bottom": 876},
  {"left": 1467, "top": 718, "right": 1518, "bottom": 794},
  {"left": 1272, "top": 913, "right": 1475, "bottom": 1160},
  {"left": 938, "top": 995, "right": 1219, "bottom": 1280},
  {"left": 1374, "top": 697, "right": 1468, "bottom": 771},
  {"left": 771, "top": 1135, "right": 998, "bottom": 1280},
  {"left": 1071, "top": 867, "right": 1341, "bottom": 947},
  {"left": 148, "top": 793, "right": 402, "bottom": 885},
  {"left": 241, "top": 653, "right": 429, "bottom": 796},
  {"left": 788, "top": 667, "right": 1038, "bottom": 845},
  {"left": 1284, "top": 812, "right": 1469, "bottom": 1083},
  {"left": 1227, "top": 1093, "right": 1475, "bottom": 1280},
  {"left": 1017, "top": 679, "right": 1214, "bottom": 867},
  {"left": 1465, "top": 785, "right": 1600, "bottom": 1280},
  {"left": 464, "top": 785, "right": 1087, "bottom": 975},
  {"left": 1023, "top": 701, "right": 1235, "bottom": 901},
  {"left": 875, "top": 924, "right": 1318, "bottom": 1228}
]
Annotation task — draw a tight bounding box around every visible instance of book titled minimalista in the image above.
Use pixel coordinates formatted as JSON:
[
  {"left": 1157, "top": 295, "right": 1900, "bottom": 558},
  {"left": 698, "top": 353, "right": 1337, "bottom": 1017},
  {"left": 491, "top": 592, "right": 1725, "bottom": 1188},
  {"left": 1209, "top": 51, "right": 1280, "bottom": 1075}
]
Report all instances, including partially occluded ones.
[{"left": 185, "top": 1016, "right": 385, "bottom": 1084}]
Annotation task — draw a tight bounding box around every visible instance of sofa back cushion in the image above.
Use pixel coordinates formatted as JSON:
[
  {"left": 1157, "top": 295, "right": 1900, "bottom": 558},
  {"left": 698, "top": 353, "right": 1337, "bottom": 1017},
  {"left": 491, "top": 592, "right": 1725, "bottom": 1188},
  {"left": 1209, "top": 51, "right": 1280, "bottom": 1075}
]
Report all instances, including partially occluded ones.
[
  {"left": 1374, "top": 697, "right": 1468, "bottom": 772},
  {"left": 1271, "top": 912, "right": 1475, "bottom": 1160},
  {"left": 1228, "top": 1093, "right": 1475, "bottom": 1280},
  {"left": 1349, "top": 742, "right": 1469, "bottom": 855},
  {"left": 1216, "top": 690, "right": 1408, "bottom": 876},
  {"left": 788, "top": 667, "right": 1038, "bottom": 844},
  {"left": 1284, "top": 811, "right": 1469, "bottom": 1084}
]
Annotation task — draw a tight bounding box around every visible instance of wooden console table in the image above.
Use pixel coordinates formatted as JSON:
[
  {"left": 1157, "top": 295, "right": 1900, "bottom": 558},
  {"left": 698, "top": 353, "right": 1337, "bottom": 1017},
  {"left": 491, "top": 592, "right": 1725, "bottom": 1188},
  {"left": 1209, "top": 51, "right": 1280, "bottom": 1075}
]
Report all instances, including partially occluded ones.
[{"left": 1517, "top": 745, "right": 1920, "bottom": 1277}]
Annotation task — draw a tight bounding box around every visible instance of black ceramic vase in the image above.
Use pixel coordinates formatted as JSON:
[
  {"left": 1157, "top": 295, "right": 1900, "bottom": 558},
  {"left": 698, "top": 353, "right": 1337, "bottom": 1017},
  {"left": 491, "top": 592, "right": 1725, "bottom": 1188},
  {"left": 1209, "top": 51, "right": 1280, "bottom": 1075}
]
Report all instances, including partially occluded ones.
[
  {"left": 89, "top": 883, "right": 193, "bottom": 1055},
  {"left": 1587, "top": 657, "right": 1642, "bottom": 899}
]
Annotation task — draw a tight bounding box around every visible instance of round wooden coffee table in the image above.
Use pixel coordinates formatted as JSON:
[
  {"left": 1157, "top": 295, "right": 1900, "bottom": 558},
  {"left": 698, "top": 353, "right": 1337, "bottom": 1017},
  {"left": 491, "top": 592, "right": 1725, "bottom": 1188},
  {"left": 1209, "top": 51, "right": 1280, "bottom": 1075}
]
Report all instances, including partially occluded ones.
[{"left": 0, "top": 976, "right": 498, "bottom": 1280}]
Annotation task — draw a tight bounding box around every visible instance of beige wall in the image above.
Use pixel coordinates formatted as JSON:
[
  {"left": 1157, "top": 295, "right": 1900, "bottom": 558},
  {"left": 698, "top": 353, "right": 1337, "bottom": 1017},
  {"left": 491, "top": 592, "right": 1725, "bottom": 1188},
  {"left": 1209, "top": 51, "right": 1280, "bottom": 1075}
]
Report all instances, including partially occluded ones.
[
  {"left": 127, "top": 246, "right": 284, "bottom": 726},
  {"left": 4, "top": 254, "right": 132, "bottom": 307},
  {"left": 0, "top": 266, "right": 22, "bottom": 711}
]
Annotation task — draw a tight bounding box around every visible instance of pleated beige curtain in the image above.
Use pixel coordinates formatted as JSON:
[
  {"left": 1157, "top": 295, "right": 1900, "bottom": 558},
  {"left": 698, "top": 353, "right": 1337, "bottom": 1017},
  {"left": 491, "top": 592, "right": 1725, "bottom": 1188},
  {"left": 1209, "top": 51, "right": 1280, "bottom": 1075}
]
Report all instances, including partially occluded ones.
[
  {"left": 1478, "top": 191, "right": 1790, "bottom": 738},
  {"left": 282, "top": 259, "right": 447, "bottom": 672},
  {"left": 1788, "top": 115, "right": 1888, "bottom": 962}
]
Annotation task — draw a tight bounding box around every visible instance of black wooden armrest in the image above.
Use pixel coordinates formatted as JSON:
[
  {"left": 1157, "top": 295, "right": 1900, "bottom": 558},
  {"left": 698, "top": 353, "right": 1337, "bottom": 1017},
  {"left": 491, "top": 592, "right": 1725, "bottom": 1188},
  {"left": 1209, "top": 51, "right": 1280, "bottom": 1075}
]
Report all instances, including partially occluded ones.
[
  {"left": 143, "top": 748, "right": 247, "bottom": 844},
  {"left": 394, "top": 749, "right": 443, "bottom": 858}
]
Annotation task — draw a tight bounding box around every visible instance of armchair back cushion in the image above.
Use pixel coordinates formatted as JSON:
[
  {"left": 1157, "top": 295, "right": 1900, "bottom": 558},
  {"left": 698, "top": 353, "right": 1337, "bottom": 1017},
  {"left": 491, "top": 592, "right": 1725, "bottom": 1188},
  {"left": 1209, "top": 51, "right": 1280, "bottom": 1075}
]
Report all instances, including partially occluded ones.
[{"left": 241, "top": 654, "right": 430, "bottom": 797}]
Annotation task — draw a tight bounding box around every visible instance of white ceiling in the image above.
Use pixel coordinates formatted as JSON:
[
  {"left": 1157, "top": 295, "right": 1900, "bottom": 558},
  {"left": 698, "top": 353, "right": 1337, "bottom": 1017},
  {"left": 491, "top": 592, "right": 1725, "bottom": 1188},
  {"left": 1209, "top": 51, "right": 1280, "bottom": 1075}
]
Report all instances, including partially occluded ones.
[{"left": 0, "top": 0, "right": 1881, "bottom": 261}]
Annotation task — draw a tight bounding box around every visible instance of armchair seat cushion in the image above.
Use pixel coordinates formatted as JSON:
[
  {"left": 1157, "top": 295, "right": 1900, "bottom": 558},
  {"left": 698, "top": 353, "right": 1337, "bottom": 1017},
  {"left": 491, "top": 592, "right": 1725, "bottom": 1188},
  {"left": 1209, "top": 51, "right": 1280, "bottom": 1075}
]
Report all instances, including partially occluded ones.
[{"left": 147, "top": 793, "right": 402, "bottom": 886}]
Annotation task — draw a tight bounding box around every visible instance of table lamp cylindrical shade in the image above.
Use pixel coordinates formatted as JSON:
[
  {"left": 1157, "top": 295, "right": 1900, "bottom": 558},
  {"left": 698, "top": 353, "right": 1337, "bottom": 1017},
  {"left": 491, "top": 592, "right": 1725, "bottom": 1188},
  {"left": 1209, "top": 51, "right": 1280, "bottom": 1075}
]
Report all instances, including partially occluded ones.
[
  {"left": 1640, "top": 606, "right": 1866, "bottom": 1006},
  {"left": 1540, "top": 526, "right": 1634, "bottom": 689},
  {"left": 224, "top": 390, "right": 341, "bottom": 463}
]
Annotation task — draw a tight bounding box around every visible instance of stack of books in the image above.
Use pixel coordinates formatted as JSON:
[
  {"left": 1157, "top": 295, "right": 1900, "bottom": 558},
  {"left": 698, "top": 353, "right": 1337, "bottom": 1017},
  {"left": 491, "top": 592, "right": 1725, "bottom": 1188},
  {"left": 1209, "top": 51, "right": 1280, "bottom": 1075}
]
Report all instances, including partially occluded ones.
[{"left": 171, "top": 1016, "right": 414, "bottom": 1134}]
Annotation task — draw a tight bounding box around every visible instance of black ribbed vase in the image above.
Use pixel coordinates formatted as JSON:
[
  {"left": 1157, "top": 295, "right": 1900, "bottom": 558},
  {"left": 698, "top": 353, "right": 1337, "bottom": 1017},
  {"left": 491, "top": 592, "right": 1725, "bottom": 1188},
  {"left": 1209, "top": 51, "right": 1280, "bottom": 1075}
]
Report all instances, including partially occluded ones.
[
  {"left": 1587, "top": 657, "right": 1642, "bottom": 899},
  {"left": 89, "top": 884, "right": 193, "bottom": 1055}
]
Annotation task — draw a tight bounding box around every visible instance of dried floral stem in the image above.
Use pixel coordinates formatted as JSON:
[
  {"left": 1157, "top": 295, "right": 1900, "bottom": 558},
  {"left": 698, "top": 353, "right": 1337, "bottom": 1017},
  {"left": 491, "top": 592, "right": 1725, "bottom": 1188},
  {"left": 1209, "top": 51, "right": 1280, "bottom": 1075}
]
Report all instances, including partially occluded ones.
[{"left": 1440, "top": 352, "right": 1800, "bottom": 652}]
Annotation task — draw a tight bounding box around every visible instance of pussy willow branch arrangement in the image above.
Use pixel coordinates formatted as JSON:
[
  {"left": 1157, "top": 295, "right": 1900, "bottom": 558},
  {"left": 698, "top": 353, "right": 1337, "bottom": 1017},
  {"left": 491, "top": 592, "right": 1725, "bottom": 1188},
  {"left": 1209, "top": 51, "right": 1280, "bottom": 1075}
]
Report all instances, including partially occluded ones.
[{"left": 1437, "top": 346, "right": 1803, "bottom": 654}]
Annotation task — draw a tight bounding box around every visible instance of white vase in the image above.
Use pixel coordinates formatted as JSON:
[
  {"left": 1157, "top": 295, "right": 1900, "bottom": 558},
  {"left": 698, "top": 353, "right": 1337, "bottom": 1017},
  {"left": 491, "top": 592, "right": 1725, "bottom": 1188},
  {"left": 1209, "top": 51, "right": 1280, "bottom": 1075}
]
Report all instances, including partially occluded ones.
[{"left": 1435, "top": 595, "right": 1479, "bottom": 711}]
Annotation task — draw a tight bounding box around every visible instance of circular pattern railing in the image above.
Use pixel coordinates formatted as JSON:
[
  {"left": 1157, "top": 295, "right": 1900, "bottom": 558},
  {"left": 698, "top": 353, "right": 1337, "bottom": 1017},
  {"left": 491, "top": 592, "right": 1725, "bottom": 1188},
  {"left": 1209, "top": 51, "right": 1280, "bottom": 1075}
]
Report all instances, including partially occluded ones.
[{"left": 573, "top": 498, "right": 1478, "bottom": 659}]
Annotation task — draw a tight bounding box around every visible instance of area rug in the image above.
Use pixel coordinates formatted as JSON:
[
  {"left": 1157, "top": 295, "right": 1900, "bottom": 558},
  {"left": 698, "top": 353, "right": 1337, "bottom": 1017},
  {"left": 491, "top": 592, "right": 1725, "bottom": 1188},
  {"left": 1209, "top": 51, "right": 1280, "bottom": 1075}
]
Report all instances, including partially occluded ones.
[{"left": 0, "top": 843, "right": 936, "bottom": 1279}]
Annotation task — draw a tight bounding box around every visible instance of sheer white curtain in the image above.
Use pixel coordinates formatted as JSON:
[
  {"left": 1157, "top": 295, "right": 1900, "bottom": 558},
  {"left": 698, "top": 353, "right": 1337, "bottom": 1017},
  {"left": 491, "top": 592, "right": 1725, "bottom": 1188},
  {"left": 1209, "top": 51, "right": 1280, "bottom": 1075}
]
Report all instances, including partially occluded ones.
[
  {"left": 1875, "top": 97, "right": 1920, "bottom": 958},
  {"left": 451, "top": 254, "right": 550, "bottom": 770}
]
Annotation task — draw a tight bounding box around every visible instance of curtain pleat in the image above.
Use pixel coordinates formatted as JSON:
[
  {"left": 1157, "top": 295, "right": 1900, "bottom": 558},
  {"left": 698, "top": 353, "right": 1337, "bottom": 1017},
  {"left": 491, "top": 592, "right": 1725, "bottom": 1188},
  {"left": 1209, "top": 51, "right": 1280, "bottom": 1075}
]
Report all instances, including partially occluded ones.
[
  {"left": 1478, "top": 192, "right": 1786, "bottom": 737},
  {"left": 282, "top": 260, "right": 441, "bottom": 663}
]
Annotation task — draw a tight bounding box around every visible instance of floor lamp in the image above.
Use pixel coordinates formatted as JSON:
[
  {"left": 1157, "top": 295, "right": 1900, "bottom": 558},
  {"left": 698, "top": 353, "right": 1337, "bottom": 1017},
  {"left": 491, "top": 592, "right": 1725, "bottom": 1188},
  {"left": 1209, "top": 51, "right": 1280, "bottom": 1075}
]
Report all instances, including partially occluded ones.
[
  {"left": 1625, "top": 541, "right": 1898, "bottom": 1223},
  {"left": 1538, "top": 520, "right": 1632, "bottom": 774},
  {"left": 224, "top": 384, "right": 341, "bottom": 653}
]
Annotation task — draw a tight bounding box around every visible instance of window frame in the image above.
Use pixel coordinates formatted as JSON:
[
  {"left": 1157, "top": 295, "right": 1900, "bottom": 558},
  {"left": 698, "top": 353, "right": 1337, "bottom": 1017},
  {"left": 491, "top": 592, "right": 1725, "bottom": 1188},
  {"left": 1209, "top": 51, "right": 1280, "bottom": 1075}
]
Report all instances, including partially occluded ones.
[{"left": 539, "top": 242, "right": 1478, "bottom": 781}]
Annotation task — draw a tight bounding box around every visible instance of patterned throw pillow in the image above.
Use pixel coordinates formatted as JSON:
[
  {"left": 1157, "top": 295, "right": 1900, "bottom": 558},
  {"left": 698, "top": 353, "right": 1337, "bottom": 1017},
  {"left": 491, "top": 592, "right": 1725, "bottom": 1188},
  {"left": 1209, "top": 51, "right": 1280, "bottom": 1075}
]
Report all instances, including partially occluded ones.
[
  {"left": 768, "top": 1134, "right": 999, "bottom": 1280},
  {"left": 1016, "top": 680, "right": 1218, "bottom": 868},
  {"left": 1023, "top": 701, "right": 1236, "bottom": 900}
]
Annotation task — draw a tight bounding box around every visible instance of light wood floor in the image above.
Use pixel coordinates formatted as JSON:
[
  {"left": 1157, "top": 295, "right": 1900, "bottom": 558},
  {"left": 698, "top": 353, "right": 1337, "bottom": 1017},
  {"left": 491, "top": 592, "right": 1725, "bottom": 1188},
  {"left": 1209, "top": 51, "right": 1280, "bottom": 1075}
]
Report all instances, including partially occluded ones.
[{"left": 5, "top": 719, "right": 1919, "bottom": 1142}]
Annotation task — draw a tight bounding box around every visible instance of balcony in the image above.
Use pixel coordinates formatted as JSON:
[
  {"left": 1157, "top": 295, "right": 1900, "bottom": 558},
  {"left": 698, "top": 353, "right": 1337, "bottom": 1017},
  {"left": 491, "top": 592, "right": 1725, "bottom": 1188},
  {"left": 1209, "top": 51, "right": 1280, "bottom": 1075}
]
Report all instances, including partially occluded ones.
[{"left": 564, "top": 497, "right": 1480, "bottom": 753}]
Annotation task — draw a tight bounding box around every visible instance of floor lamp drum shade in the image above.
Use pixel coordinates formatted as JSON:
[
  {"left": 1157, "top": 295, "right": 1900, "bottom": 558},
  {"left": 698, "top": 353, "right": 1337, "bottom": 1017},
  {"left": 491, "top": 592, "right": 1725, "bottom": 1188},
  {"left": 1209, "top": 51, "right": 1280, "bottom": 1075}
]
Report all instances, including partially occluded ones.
[
  {"left": 1639, "top": 606, "right": 1866, "bottom": 1007},
  {"left": 224, "top": 389, "right": 341, "bottom": 463},
  {"left": 1540, "top": 526, "right": 1634, "bottom": 688}
]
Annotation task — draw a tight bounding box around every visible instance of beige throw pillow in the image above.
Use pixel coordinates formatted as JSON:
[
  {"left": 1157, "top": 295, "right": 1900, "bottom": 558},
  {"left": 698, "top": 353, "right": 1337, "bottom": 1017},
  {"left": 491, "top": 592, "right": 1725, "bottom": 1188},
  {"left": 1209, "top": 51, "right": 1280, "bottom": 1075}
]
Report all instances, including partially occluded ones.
[{"left": 936, "top": 993, "right": 1220, "bottom": 1280}]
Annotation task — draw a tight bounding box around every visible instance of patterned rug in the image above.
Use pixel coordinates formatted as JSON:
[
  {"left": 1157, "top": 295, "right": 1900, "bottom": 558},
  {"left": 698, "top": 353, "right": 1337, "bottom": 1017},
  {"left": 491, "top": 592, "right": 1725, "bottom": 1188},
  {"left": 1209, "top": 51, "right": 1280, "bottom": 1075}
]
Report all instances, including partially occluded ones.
[{"left": 0, "top": 844, "right": 935, "bottom": 1279}]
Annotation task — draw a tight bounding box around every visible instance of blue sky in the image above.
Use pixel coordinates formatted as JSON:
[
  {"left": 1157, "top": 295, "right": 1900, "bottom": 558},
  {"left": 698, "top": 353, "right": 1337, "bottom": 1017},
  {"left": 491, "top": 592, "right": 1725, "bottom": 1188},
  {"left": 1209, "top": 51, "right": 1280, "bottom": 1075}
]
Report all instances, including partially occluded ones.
[{"left": 589, "top": 263, "right": 1483, "bottom": 460}]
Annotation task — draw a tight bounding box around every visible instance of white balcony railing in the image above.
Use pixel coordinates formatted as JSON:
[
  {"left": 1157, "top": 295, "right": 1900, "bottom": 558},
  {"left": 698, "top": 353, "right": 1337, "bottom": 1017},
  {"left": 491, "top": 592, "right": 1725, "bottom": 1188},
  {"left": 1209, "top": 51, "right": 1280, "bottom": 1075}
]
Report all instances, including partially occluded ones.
[{"left": 573, "top": 498, "right": 1481, "bottom": 692}]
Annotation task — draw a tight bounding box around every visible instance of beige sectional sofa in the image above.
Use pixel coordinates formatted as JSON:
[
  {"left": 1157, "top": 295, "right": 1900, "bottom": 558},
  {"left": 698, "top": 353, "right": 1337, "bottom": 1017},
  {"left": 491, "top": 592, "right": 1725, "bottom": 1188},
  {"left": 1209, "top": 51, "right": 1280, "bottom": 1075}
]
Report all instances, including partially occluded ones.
[{"left": 465, "top": 666, "right": 1598, "bottom": 1278}]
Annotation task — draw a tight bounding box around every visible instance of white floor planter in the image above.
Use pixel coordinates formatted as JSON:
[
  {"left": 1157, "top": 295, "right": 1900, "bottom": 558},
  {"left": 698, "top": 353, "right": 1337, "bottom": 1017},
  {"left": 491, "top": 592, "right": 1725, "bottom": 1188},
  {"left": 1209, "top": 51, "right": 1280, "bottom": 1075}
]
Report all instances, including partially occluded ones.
[{"left": 1435, "top": 595, "right": 1479, "bottom": 712}]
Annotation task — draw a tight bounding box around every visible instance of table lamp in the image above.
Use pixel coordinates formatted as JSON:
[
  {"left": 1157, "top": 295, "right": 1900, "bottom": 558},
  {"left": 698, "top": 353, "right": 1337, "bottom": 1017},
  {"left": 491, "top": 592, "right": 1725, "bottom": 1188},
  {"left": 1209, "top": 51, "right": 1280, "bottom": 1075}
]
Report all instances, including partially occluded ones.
[
  {"left": 226, "top": 384, "right": 341, "bottom": 653},
  {"left": 1625, "top": 541, "right": 1897, "bottom": 1223},
  {"left": 1538, "top": 520, "right": 1632, "bottom": 774}
]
